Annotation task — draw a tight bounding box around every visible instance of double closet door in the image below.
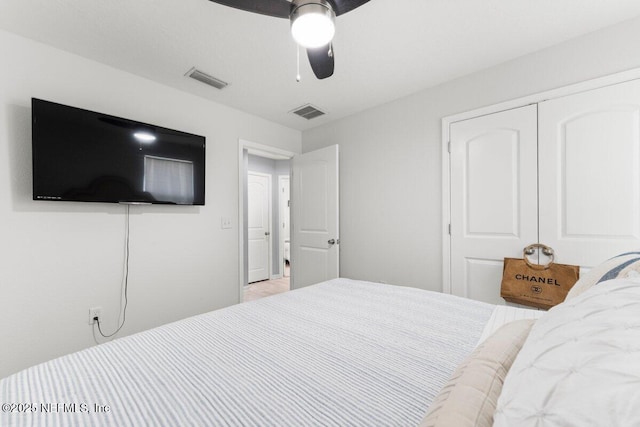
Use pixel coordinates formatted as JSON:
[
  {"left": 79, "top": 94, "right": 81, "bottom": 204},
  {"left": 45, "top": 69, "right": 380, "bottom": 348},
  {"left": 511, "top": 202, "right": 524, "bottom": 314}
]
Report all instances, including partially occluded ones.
[{"left": 449, "top": 79, "right": 640, "bottom": 304}]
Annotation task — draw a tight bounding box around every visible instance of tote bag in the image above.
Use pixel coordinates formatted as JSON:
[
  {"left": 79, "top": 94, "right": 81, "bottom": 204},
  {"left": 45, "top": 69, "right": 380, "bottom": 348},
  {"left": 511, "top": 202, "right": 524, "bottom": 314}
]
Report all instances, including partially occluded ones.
[{"left": 500, "top": 244, "right": 580, "bottom": 310}]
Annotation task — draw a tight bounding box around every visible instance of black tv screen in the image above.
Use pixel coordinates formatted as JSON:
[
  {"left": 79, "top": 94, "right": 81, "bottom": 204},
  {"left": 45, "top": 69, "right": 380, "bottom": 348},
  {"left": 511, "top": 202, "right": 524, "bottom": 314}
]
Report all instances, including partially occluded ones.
[{"left": 32, "top": 98, "right": 205, "bottom": 205}]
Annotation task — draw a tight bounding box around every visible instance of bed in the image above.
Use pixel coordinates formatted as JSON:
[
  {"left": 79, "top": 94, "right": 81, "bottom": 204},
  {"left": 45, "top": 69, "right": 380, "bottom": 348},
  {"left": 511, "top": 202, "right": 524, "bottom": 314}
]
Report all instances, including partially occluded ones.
[
  {"left": 2, "top": 259, "right": 640, "bottom": 427},
  {"left": 0, "top": 278, "right": 539, "bottom": 427}
]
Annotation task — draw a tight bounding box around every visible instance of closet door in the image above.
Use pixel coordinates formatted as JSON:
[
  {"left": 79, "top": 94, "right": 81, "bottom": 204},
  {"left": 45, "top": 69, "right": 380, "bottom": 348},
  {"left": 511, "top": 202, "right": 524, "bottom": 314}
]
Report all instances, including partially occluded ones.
[
  {"left": 539, "top": 79, "right": 640, "bottom": 270},
  {"left": 450, "top": 105, "right": 538, "bottom": 304}
]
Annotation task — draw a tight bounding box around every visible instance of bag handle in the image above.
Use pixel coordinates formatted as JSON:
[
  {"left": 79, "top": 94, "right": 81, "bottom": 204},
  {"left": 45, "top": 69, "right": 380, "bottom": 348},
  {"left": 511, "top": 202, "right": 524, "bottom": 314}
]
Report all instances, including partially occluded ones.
[{"left": 523, "top": 244, "right": 555, "bottom": 270}]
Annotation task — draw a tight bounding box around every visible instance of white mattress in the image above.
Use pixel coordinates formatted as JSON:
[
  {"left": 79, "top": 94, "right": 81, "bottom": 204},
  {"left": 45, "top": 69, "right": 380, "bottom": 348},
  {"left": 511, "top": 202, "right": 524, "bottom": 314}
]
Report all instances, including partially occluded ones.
[{"left": 1, "top": 278, "right": 515, "bottom": 427}]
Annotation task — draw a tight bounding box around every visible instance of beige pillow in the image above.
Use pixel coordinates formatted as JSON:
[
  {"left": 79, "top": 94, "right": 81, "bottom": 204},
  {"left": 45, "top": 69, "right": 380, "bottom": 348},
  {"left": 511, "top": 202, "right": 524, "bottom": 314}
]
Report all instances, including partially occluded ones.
[
  {"left": 565, "top": 252, "right": 640, "bottom": 300},
  {"left": 419, "top": 319, "right": 535, "bottom": 427}
]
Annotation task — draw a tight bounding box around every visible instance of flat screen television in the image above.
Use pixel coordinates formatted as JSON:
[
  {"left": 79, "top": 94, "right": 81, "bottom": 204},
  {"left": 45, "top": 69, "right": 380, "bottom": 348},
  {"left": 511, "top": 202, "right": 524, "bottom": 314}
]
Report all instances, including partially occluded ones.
[{"left": 32, "top": 98, "right": 206, "bottom": 205}]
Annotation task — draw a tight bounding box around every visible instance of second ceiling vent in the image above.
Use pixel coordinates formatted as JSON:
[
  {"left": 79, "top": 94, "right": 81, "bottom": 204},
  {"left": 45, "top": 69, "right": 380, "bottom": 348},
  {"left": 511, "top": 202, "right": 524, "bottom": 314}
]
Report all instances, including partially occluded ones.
[{"left": 290, "top": 104, "right": 326, "bottom": 120}]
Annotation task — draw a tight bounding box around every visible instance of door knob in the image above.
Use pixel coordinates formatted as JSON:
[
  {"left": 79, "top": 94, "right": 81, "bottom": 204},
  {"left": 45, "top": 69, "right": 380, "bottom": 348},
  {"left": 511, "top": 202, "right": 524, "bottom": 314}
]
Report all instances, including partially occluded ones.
[
  {"left": 328, "top": 239, "right": 336, "bottom": 245},
  {"left": 265, "top": 232, "right": 270, "bottom": 236}
]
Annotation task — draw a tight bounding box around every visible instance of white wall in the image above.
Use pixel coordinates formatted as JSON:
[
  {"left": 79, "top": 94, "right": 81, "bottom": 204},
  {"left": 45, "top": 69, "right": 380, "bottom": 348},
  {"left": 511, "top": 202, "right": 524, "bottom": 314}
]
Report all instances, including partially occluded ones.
[
  {"left": 302, "top": 16, "right": 640, "bottom": 291},
  {"left": 0, "top": 30, "right": 301, "bottom": 378}
]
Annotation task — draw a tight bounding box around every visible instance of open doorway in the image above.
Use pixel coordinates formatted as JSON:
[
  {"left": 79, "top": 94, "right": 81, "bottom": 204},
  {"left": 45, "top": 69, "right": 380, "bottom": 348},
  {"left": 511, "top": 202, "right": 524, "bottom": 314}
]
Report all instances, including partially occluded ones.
[
  {"left": 279, "top": 175, "right": 290, "bottom": 282},
  {"left": 239, "top": 140, "right": 295, "bottom": 303},
  {"left": 238, "top": 141, "right": 339, "bottom": 302}
]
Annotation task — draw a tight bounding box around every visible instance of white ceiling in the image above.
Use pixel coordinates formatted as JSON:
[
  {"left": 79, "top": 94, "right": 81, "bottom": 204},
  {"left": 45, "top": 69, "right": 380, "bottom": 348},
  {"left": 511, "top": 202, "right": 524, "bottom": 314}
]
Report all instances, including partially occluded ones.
[{"left": 1, "top": 0, "right": 640, "bottom": 131}]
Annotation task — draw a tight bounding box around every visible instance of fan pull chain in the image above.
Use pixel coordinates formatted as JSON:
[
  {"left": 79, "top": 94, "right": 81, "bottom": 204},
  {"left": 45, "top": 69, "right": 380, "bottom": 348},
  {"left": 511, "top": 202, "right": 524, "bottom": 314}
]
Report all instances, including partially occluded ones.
[{"left": 296, "top": 44, "right": 301, "bottom": 82}]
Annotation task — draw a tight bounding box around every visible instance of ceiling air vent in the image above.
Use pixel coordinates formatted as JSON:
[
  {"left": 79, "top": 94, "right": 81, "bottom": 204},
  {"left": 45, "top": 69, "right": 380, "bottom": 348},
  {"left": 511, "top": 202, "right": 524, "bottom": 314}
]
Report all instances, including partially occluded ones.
[
  {"left": 185, "top": 67, "right": 228, "bottom": 90},
  {"left": 291, "top": 104, "right": 326, "bottom": 120}
]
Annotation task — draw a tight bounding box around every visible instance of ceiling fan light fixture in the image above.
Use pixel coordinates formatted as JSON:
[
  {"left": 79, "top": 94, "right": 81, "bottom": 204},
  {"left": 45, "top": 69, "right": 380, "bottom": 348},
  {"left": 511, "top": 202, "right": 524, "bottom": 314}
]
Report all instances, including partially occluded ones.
[{"left": 290, "top": 0, "right": 336, "bottom": 48}]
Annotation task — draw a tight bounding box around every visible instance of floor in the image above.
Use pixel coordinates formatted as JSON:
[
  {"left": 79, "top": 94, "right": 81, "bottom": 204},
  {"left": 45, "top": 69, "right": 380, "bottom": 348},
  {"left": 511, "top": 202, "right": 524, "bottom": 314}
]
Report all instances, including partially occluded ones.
[{"left": 243, "top": 265, "right": 290, "bottom": 302}]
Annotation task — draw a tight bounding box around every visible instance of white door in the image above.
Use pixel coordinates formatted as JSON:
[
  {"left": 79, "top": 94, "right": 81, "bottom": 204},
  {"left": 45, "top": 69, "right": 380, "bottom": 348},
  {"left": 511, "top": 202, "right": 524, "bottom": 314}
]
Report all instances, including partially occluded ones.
[
  {"left": 450, "top": 105, "right": 538, "bottom": 304},
  {"left": 291, "top": 145, "right": 339, "bottom": 289},
  {"left": 247, "top": 172, "right": 271, "bottom": 283},
  {"left": 539, "top": 79, "right": 640, "bottom": 270}
]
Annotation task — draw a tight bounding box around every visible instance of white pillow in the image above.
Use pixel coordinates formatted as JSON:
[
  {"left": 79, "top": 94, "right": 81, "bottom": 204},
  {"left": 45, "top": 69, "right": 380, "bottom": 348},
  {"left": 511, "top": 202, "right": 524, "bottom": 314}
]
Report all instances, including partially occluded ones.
[
  {"left": 494, "top": 278, "right": 640, "bottom": 427},
  {"left": 565, "top": 252, "right": 640, "bottom": 300}
]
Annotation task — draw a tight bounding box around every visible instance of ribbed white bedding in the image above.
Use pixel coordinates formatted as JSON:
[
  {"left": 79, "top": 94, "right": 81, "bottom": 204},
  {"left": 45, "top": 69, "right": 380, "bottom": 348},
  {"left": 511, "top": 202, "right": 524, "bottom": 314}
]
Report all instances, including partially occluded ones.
[
  {"left": 1, "top": 278, "right": 498, "bottom": 427},
  {"left": 476, "top": 305, "right": 544, "bottom": 345}
]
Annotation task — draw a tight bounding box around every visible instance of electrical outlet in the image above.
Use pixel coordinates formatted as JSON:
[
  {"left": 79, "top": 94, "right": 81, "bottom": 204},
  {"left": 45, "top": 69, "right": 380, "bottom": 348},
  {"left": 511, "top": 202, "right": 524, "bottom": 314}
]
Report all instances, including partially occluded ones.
[{"left": 89, "top": 307, "right": 102, "bottom": 325}]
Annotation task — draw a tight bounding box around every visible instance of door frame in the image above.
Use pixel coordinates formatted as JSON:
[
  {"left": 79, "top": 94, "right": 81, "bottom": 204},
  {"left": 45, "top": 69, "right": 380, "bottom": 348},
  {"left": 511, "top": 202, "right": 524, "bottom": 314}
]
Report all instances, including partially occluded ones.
[
  {"left": 238, "top": 139, "right": 297, "bottom": 303},
  {"left": 247, "top": 170, "right": 272, "bottom": 284},
  {"left": 441, "top": 68, "right": 640, "bottom": 294}
]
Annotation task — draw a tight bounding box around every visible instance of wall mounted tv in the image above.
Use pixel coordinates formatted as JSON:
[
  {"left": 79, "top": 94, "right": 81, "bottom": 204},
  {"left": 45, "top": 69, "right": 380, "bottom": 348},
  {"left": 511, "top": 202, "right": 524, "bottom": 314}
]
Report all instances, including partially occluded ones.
[{"left": 32, "top": 98, "right": 205, "bottom": 205}]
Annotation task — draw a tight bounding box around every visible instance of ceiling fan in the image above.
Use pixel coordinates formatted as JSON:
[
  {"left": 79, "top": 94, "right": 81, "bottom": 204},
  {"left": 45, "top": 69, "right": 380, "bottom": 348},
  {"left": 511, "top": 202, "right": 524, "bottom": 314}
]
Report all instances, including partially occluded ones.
[{"left": 208, "top": 0, "right": 371, "bottom": 79}]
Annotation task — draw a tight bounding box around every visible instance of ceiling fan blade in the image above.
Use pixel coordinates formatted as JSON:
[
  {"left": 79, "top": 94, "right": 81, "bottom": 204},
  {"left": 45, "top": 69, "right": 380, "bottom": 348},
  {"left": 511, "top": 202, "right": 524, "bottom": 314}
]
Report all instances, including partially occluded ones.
[
  {"left": 307, "top": 44, "right": 335, "bottom": 79},
  {"left": 328, "top": 0, "right": 371, "bottom": 16},
  {"left": 208, "top": 0, "right": 291, "bottom": 18}
]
